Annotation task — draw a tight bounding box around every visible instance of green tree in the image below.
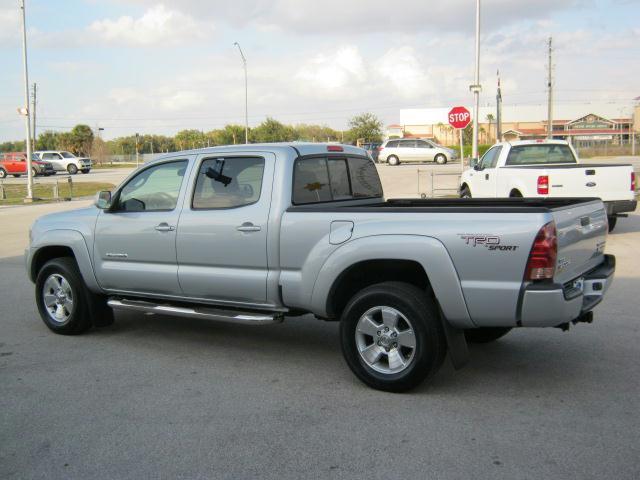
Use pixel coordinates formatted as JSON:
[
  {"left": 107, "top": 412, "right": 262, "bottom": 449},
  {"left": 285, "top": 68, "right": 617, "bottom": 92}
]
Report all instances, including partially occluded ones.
[
  {"left": 294, "top": 123, "right": 341, "bottom": 142},
  {"left": 485, "top": 113, "right": 495, "bottom": 143},
  {"left": 346, "top": 113, "right": 383, "bottom": 144},
  {"left": 174, "top": 129, "right": 206, "bottom": 150},
  {"left": 35, "top": 131, "right": 60, "bottom": 150},
  {"left": 207, "top": 125, "right": 246, "bottom": 145},
  {"left": 251, "top": 117, "right": 297, "bottom": 143},
  {"left": 69, "top": 124, "right": 94, "bottom": 155}
]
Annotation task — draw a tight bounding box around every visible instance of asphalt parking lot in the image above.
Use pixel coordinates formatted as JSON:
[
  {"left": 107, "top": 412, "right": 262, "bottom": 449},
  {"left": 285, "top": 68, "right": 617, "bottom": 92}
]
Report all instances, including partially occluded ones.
[{"left": 1, "top": 180, "right": 639, "bottom": 479}]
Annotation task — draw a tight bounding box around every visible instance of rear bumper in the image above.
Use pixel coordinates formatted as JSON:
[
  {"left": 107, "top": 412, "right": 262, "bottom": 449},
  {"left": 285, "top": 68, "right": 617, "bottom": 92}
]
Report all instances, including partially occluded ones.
[
  {"left": 519, "top": 254, "right": 615, "bottom": 327},
  {"left": 604, "top": 200, "right": 637, "bottom": 216}
]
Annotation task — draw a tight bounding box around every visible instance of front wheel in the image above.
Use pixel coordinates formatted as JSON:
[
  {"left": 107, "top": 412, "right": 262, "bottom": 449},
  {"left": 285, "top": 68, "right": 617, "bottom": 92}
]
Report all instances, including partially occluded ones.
[
  {"left": 607, "top": 216, "right": 617, "bottom": 233},
  {"left": 460, "top": 186, "right": 471, "bottom": 199},
  {"left": 464, "top": 327, "right": 511, "bottom": 344},
  {"left": 67, "top": 164, "right": 78, "bottom": 175},
  {"left": 434, "top": 154, "right": 447, "bottom": 165},
  {"left": 35, "top": 257, "right": 114, "bottom": 334},
  {"left": 340, "top": 281, "right": 447, "bottom": 392},
  {"left": 32, "top": 167, "right": 38, "bottom": 177}
]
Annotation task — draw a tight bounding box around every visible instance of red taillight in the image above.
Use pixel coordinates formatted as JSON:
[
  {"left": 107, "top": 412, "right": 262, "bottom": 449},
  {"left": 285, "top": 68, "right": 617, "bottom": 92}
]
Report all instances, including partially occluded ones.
[
  {"left": 537, "top": 175, "right": 549, "bottom": 195},
  {"left": 327, "top": 145, "right": 343, "bottom": 152},
  {"left": 525, "top": 222, "right": 557, "bottom": 281},
  {"left": 632, "top": 172, "right": 636, "bottom": 192}
]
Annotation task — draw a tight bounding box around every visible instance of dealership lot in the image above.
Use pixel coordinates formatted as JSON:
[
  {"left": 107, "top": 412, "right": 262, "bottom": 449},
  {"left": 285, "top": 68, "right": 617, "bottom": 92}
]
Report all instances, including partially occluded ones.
[{"left": 1, "top": 175, "right": 639, "bottom": 479}]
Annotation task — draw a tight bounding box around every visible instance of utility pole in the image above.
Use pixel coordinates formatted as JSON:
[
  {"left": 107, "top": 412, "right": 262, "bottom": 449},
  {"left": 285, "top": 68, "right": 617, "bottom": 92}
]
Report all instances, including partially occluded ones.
[
  {"left": 31, "top": 82, "right": 37, "bottom": 150},
  {"left": 135, "top": 133, "right": 140, "bottom": 167},
  {"left": 20, "top": 0, "right": 34, "bottom": 200},
  {"left": 469, "top": 0, "right": 482, "bottom": 160},
  {"left": 547, "top": 37, "right": 554, "bottom": 139},
  {"left": 496, "top": 70, "right": 502, "bottom": 142},
  {"left": 233, "top": 42, "right": 249, "bottom": 144}
]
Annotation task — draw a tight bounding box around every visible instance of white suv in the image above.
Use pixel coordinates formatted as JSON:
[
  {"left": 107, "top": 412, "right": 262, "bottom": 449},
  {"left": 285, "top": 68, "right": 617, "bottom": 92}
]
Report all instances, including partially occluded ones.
[
  {"left": 34, "top": 151, "right": 92, "bottom": 175},
  {"left": 377, "top": 139, "right": 457, "bottom": 165}
]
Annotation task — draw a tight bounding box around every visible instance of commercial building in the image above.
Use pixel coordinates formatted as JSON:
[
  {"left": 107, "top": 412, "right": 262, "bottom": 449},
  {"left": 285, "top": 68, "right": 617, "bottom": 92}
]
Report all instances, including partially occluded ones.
[{"left": 389, "top": 103, "right": 639, "bottom": 148}]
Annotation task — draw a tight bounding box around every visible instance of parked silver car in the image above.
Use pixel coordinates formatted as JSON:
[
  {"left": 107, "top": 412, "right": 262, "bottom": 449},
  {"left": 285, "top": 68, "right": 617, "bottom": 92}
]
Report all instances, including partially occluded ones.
[{"left": 378, "top": 139, "right": 457, "bottom": 165}]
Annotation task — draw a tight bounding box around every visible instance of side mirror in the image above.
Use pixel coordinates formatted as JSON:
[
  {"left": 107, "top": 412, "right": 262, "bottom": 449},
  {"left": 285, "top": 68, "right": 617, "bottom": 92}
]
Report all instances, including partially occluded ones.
[
  {"left": 95, "top": 190, "right": 112, "bottom": 209},
  {"left": 470, "top": 158, "right": 480, "bottom": 170}
]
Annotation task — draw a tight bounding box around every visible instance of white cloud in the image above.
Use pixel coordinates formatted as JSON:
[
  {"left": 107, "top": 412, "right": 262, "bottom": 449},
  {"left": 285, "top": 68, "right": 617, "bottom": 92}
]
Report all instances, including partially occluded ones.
[
  {"left": 87, "top": 4, "right": 212, "bottom": 46},
  {"left": 0, "top": 6, "right": 20, "bottom": 45},
  {"left": 295, "top": 46, "right": 366, "bottom": 93}
]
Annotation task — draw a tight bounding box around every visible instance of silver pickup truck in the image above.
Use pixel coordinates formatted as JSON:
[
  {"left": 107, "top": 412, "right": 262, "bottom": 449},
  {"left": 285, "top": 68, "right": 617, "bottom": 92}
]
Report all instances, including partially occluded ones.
[{"left": 26, "top": 143, "right": 616, "bottom": 391}]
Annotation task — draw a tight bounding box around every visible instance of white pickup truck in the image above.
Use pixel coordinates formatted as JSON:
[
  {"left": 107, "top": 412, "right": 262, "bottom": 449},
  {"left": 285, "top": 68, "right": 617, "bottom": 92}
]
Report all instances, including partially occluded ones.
[{"left": 460, "top": 140, "right": 637, "bottom": 231}]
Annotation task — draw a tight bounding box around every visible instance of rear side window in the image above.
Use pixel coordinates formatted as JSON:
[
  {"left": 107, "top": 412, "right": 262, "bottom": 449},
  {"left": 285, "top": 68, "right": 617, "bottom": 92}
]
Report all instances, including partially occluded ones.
[
  {"left": 293, "top": 157, "right": 382, "bottom": 205},
  {"left": 506, "top": 144, "right": 577, "bottom": 165},
  {"left": 193, "top": 156, "right": 265, "bottom": 209},
  {"left": 386, "top": 140, "right": 399, "bottom": 148}
]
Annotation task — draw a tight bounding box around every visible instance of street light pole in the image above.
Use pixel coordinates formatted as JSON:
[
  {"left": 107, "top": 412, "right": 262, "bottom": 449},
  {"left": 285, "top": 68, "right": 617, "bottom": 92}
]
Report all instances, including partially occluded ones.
[
  {"left": 233, "top": 42, "right": 248, "bottom": 144},
  {"left": 20, "top": 0, "right": 33, "bottom": 200},
  {"left": 470, "top": 0, "right": 482, "bottom": 160}
]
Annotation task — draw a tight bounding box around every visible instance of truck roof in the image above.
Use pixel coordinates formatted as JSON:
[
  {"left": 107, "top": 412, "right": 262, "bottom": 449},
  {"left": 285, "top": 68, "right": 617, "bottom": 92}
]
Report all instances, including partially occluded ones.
[
  {"left": 154, "top": 143, "right": 368, "bottom": 162},
  {"left": 501, "top": 139, "right": 571, "bottom": 147}
]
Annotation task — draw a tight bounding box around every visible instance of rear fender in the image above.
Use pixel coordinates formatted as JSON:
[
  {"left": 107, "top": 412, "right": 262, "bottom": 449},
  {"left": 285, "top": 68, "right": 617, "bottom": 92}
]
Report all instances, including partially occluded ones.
[{"left": 310, "top": 235, "right": 474, "bottom": 329}]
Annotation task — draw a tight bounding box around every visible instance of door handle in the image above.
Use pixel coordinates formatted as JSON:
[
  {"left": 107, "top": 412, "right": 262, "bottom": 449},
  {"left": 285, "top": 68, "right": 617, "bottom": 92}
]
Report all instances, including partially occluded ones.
[
  {"left": 237, "top": 222, "right": 261, "bottom": 232},
  {"left": 155, "top": 223, "right": 175, "bottom": 232}
]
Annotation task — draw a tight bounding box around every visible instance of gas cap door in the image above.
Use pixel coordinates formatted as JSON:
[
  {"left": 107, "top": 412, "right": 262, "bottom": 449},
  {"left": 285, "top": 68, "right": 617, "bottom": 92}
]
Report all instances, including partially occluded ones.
[{"left": 329, "top": 221, "right": 354, "bottom": 245}]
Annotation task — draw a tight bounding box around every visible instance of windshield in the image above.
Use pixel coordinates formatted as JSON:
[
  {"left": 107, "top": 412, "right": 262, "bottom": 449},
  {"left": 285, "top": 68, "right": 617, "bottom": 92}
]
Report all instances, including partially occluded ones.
[
  {"left": 61, "top": 152, "right": 76, "bottom": 158},
  {"left": 505, "top": 144, "right": 577, "bottom": 165}
]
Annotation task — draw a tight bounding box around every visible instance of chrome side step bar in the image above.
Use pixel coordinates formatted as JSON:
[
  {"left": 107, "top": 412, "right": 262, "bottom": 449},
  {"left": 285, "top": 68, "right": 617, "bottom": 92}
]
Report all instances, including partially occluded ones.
[{"left": 107, "top": 298, "right": 284, "bottom": 325}]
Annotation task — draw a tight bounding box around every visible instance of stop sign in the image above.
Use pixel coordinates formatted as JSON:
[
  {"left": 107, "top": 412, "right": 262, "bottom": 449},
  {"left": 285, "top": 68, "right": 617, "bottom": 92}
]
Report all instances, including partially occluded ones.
[{"left": 448, "top": 106, "right": 471, "bottom": 129}]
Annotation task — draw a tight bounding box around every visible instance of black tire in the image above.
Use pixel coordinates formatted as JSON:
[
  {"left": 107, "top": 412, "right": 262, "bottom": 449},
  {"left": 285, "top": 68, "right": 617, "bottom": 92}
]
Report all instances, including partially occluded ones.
[
  {"left": 510, "top": 190, "right": 523, "bottom": 198},
  {"left": 81, "top": 169, "right": 90, "bottom": 174},
  {"left": 0, "top": 168, "right": 6, "bottom": 179},
  {"left": 340, "top": 281, "right": 447, "bottom": 392},
  {"left": 434, "top": 154, "right": 447, "bottom": 165},
  {"left": 12, "top": 174, "right": 21, "bottom": 178},
  {"left": 464, "top": 327, "right": 511, "bottom": 344},
  {"left": 460, "top": 186, "right": 471, "bottom": 198},
  {"left": 35, "top": 257, "right": 113, "bottom": 334},
  {"left": 387, "top": 155, "right": 400, "bottom": 166},
  {"left": 67, "top": 164, "right": 78, "bottom": 175},
  {"left": 31, "top": 167, "right": 38, "bottom": 177},
  {"left": 607, "top": 216, "right": 617, "bottom": 233}
]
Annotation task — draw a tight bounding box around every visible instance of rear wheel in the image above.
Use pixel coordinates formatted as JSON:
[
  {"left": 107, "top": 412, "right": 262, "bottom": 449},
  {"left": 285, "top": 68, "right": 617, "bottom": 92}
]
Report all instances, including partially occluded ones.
[
  {"left": 464, "top": 327, "right": 511, "bottom": 344},
  {"left": 607, "top": 216, "right": 617, "bottom": 233},
  {"left": 67, "top": 164, "right": 78, "bottom": 175},
  {"left": 387, "top": 155, "right": 400, "bottom": 166},
  {"left": 31, "top": 167, "right": 38, "bottom": 177},
  {"left": 340, "top": 281, "right": 447, "bottom": 392},
  {"left": 509, "top": 190, "right": 523, "bottom": 198},
  {"left": 435, "top": 154, "right": 447, "bottom": 165}
]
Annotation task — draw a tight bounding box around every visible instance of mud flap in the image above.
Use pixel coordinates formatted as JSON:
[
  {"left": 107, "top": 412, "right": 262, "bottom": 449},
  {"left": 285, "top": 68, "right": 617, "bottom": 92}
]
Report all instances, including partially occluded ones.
[{"left": 440, "top": 317, "right": 469, "bottom": 370}]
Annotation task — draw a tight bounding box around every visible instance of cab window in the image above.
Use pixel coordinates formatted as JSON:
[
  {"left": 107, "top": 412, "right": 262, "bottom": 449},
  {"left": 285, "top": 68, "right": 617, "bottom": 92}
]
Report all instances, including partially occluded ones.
[
  {"left": 115, "top": 160, "right": 187, "bottom": 212},
  {"left": 479, "top": 146, "right": 502, "bottom": 169},
  {"left": 192, "top": 156, "right": 265, "bottom": 209}
]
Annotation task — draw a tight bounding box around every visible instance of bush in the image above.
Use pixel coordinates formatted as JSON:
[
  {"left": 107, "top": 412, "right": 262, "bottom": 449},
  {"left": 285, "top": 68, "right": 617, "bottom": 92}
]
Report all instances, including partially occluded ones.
[{"left": 444, "top": 144, "right": 492, "bottom": 159}]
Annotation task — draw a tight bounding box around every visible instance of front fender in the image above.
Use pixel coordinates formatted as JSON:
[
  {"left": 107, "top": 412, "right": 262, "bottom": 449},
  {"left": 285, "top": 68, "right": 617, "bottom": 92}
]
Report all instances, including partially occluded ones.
[
  {"left": 309, "top": 235, "right": 474, "bottom": 329},
  {"left": 27, "top": 229, "right": 101, "bottom": 293}
]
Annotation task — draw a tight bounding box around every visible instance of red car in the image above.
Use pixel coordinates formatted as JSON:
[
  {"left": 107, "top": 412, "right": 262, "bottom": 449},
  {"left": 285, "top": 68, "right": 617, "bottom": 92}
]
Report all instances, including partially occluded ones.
[{"left": 0, "top": 152, "right": 56, "bottom": 178}]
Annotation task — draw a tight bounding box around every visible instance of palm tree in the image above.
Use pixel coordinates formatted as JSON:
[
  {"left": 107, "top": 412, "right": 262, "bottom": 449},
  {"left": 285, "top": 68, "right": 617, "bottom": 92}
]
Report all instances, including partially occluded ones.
[{"left": 486, "top": 114, "right": 495, "bottom": 143}]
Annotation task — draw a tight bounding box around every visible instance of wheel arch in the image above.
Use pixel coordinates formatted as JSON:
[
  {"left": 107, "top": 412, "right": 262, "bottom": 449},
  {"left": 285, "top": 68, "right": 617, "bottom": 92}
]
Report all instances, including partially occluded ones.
[
  {"left": 310, "top": 235, "right": 474, "bottom": 329},
  {"left": 29, "top": 230, "right": 101, "bottom": 293}
]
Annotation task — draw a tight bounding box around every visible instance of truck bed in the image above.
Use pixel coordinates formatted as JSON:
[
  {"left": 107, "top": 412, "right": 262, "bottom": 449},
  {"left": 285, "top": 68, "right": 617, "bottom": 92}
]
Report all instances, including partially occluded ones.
[{"left": 288, "top": 197, "right": 601, "bottom": 213}]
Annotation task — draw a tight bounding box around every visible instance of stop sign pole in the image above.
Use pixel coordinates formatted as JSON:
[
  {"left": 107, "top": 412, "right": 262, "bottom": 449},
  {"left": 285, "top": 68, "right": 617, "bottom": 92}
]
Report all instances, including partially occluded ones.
[{"left": 448, "top": 106, "right": 472, "bottom": 173}]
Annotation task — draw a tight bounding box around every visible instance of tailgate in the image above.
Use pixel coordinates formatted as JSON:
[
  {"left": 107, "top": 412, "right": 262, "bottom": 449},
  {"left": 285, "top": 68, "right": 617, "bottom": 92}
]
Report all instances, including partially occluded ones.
[
  {"left": 549, "top": 165, "right": 633, "bottom": 201},
  {"left": 552, "top": 199, "right": 608, "bottom": 285}
]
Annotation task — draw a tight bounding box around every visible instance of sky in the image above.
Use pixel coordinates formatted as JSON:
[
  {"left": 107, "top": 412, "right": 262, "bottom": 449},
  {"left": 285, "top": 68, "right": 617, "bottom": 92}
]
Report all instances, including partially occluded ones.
[{"left": 0, "top": 0, "right": 639, "bottom": 141}]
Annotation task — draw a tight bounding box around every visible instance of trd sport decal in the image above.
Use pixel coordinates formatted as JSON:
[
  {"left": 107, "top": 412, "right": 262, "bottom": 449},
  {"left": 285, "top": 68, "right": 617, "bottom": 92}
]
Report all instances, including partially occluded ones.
[{"left": 458, "top": 234, "right": 519, "bottom": 251}]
